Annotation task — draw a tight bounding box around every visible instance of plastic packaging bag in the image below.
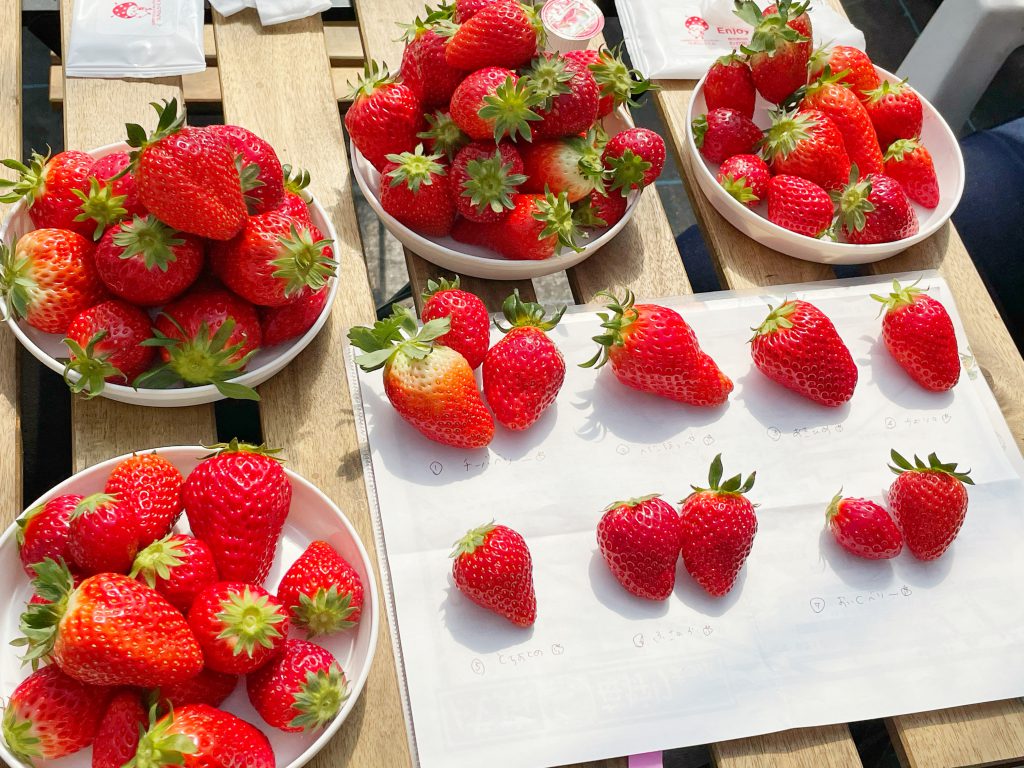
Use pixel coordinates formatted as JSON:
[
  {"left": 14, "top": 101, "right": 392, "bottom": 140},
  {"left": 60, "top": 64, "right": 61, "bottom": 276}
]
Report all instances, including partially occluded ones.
[
  {"left": 616, "top": 0, "right": 866, "bottom": 80},
  {"left": 66, "top": 0, "right": 205, "bottom": 78},
  {"left": 255, "top": 0, "right": 330, "bottom": 26}
]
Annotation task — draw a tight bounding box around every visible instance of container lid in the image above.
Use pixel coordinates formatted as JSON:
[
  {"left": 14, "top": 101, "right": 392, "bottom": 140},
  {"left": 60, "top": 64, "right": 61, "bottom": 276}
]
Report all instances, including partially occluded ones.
[{"left": 540, "top": 0, "right": 604, "bottom": 41}]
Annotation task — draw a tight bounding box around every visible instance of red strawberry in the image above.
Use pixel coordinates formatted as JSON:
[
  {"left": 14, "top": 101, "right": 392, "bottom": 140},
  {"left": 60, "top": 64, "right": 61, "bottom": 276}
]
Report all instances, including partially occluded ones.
[
  {"left": 63, "top": 300, "right": 156, "bottom": 396},
  {"left": 604, "top": 127, "right": 667, "bottom": 194},
  {"left": 802, "top": 72, "right": 884, "bottom": 177},
  {"left": 17, "top": 494, "right": 80, "bottom": 577},
  {"left": 67, "top": 493, "right": 141, "bottom": 575},
  {"left": 835, "top": 171, "right": 918, "bottom": 244},
  {"left": 400, "top": 13, "right": 465, "bottom": 109},
  {"left": 90, "top": 151, "right": 146, "bottom": 221},
  {"left": 379, "top": 145, "right": 456, "bottom": 236},
  {"left": 0, "top": 228, "right": 104, "bottom": 334},
  {"left": 104, "top": 452, "right": 184, "bottom": 547},
  {"left": 825, "top": 492, "right": 903, "bottom": 559},
  {"left": 246, "top": 639, "right": 348, "bottom": 732},
  {"left": 182, "top": 439, "right": 292, "bottom": 585},
  {"left": 1, "top": 665, "right": 111, "bottom": 764},
  {"left": 704, "top": 51, "right": 756, "bottom": 118},
  {"left": 527, "top": 53, "right": 600, "bottom": 139},
  {"left": 350, "top": 307, "right": 495, "bottom": 448},
  {"left": 451, "top": 522, "right": 535, "bottom": 626},
  {"left": 271, "top": 163, "right": 314, "bottom": 225},
  {"left": 691, "top": 108, "right": 761, "bottom": 165},
  {"left": 455, "top": 0, "right": 496, "bottom": 22},
  {"left": 444, "top": 0, "right": 538, "bottom": 71},
  {"left": 131, "top": 534, "right": 219, "bottom": 615},
  {"left": 449, "top": 67, "right": 540, "bottom": 142},
  {"left": 417, "top": 110, "right": 471, "bottom": 159},
  {"left": 345, "top": 61, "right": 424, "bottom": 173},
  {"left": 187, "top": 582, "right": 289, "bottom": 675},
  {"left": 679, "top": 455, "right": 757, "bottom": 597},
  {"left": 259, "top": 286, "right": 329, "bottom": 347},
  {"left": 569, "top": 45, "right": 657, "bottom": 118},
  {"left": 450, "top": 141, "right": 525, "bottom": 223},
  {"left": 575, "top": 187, "right": 627, "bottom": 229},
  {"left": 582, "top": 291, "right": 733, "bottom": 406},
  {"left": 92, "top": 691, "right": 147, "bottom": 768},
  {"left": 520, "top": 132, "right": 604, "bottom": 202},
  {"left": 125, "top": 99, "right": 247, "bottom": 240},
  {"left": 750, "top": 299, "right": 858, "bottom": 406},
  {"left": 452, "top": 190, "right": 581, "bottom": 260},
  {"left": 766, "top": 174, "right": 834, "bottom": 237},
  {"left": 206, "top": 124, "right": 284, "bottom": 215},
  {"left": 717, "top": 153, "right": 771, "bottom": 207},
  {"left": 16, "top": 559, "right": 203, "bottom": 687},
  {"left": 597, "top": 495, "right": 681, "bottom": 600},
  {"left": 887, "top": 451, "right": 973, "bottom": 560},
  {"left": 277, "top": 540, "right": 364, "bottom": 636},
  {"left": 808, "top": 45, "right": 880, "bottom": 96},
  {"left": 0, "top": 150, "right": 96, "bottom": 237},
  {"left": 421, "top": 276, "right": 490, "bottom": 370},
  {"left": 130, "top": 704, "right": 274, "bottom": 768},
  {"left": 734, "top": 0, "right": 812, "bottom": 104},
  {"left": 154, "top": 667, "right": 238, "bottom": 711},
  {"left": 872, "top": 279, "right": 960, "bottom": 391},
  {"left": 883, "top": 138, "right": 939, "bottom": 208},
  {"left": 762, "top": 108, "right": 851, "bottom": 190},
  {"left": 863, "top": 79, "right": 923, "bottom": 151}
]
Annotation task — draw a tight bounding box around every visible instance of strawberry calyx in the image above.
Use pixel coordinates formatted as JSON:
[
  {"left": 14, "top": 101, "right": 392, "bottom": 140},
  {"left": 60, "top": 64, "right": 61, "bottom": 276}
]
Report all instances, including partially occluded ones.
[
  {"left": 71, "top": 492, "right": 118, "bottom": 520},
  {"left": 751, "top": 300, "right": 798, "bottom": 338},
  {"left": 450, "top": 521, "right": 496, "bottom": 558},
  {"left": 606, "top": 148, "right": 651, "bottom": 194},
  {"left": 73, "top": 177, "right": 129, "bottom": 240},
  {"left": 293, "top": 587, "right": 358, "bottom": 637},
  {"left": 478, "top": 76, "right": 543, "bottom": 143},
  {"left": 495, "top": 288, "right": 565, "bottom": 333},
  {"left": 236, "top": 155, "right": 266, "bottom": 213},
  {"left": 125, "top": 99, "right": 186, "bottom": 169},
  {"left": 421, "top": 275, "right": 461, "bottom": 302},
  {"left": 130, "top": 533, "right": 186, "bottom": 589},
  {"left": 719, "top": 173, "right": 759, "bottom": 205},
  {"left": 270, "top": 223, "right": 336, "bottom": 299},
  {"left": 63, "top": 330, "right": 126, "bottom": 398},
  {"left": 580, "top": 289, "right": 640, "bottom": 369},
  {"left": 804, "top": 65, "right": 854, "bottom": 97},
  {"left": 2, "top": 704, "right": 42, "bottom": 764},
  {"left": 461, "top": 149, "right": 527, "bottom": 217},
  {"left": 282, "top": 164, "right": 313, "bottom": 202},
  {"left": 289, "top": 664, "right": 350, "bottom": 731},
  {"left": 214, "top": 585, "right": 287, "bottom": 658},
  {"left": 735, "top": 0, "right": 810, "bottom": 56},
  {"left": 532, "top": 187, "right": 583, "bottom": 252},
  {"left": 590, "top": 43, "right": 659, "bottom": 110},
  {"left": 127, "top": 705, "right": 199, "bottom": 768},
  {"left": 888, "top": 449, "right": 974, "bottom": 485},
  {"left": 824, "top": 489, "right": 844, "bottom": 522},
  {"left": 202, "top": 437, "right": 283, "bottom": 460},
  {"left": 863, "top": 78, "right": 910, "bottom": 105},
  {"left": 603, "top": 493, "right": 660, "bottom": 511},
  {"left": 833, "top": 164, "right": 875, "bottom": 233},
  {"left": 870, "top": 278, "right": 925, "bottom": 313},
  {"left": 686, "top": 453, "right": 756, "bottom": 498},
  {"left": 523, "top": 55, "right": 574, "bottom": 111},
  {"left": 883, "top": 137, "right": 921, "bottom": 162},
  {"left": 418, "top": 111, "right": 470, "bottom": 159},
  {"left": 573, "top": 195, "right": 607, "bottom": 228},
  {"left": 690, "top": 115, "right": 709, "bottom": 149},
  {"left": 568, "top": 131, "right": 608, "bottom": 194},
  {"left": 762, "top": 108, "right": 815, "bottom": 158},
  {"left": 112, "top": 215, "right": 185, "bottom": 271},
  {"left": 385, "top": 144, "right": 446, "bottom": 194},
  {"left": 345, "top": 60, "right": 398, "bottom": 103},
  {"left": 0, "top": 241, "right": 37, "bottom": 322},
  {"left": 0, "top": 150, "right": 51, "bottom": 206},
  {"left": 397, "top": 3, "right": 453, "bottom": 42},
  {"left": 349, "top": 305, "right": 451, "bottom": 372},
  {"left": 13, "top": 558, "right": 78, "bottom": 666},
  {"left": 14, "top": 502, "right": 47, "bottom": 548}
]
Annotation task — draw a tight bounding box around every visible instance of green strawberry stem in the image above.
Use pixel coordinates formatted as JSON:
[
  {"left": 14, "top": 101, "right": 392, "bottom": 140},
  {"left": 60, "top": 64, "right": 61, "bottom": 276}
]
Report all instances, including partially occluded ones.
[
  {"left": 523, "top": 55, "right": 573, "bottom": 110},
  {"left": 345, "top": 60, "right": 397, "bottom": 102},
  {"left": 293, "top": 587, "right": 358, "bottom": 637},
  {"left": 130, "top": 533, "right": 186, "bottom": 588},
  {"left": 573, "top": 195, "right": 607, "bottom": 228},
  {"left": 478, "top": 76, "right": 542, "bottom": 143},
  {"left": 385, "top": 144, "right": 446, "bottom": 194},
  {"left": 864, "top": 78, "right": 910, "bottom": 106},
  {"left": 203, "top": 437, "right": 283, "bottom": 459},
  {"left": 888, "top": 449, "right": 974, "bottom": 484},
  {"left": 687, "top": 453, "right": 756, "bottom": 496},
  {"left": 236, "top": 155, "right": 266, "bottom": 212},
  {"left": 719, "top": 174, "right": 759, "bottom": 205},
  {"left": 883, "top": 137, "right": 921, "bottom": 162},
  {"left": 603, "top": 493, "right": 660, "bottom": 511},
  {"left": 450, "top": 521, "right": 496, "bottom": 558},
  {"left": 124, "top": 99, "right": 186, "bottom": 171},
  {"left": 870, "top": 278, "right": 925, "bottom": 313},
  {"left": 12, "top": 558, "right": 78, "bottom": 666},
  {"left": 495, "top": 289, "right": 565, "bottom": 333},
  {"left": 1, "top": 241, "right": 37, "bottom": 322},
  {"left": 63, "top": 330, "right": 125, "bottom": 398},
  {"left": 214, "top": 586, "right": 287, "bottom": 658},
  {"left": 112, "top": 215, "right": 185, "bottom": 271},
  {"left": 72, "top": 493, "right": 118, "bottom": 519},
  {"left": 824, "top": 489, "right": 844, "bottom": 522},
  {"left": 532, "top": 188, "right": 583, "bottom": 252},
  {"left": 0, "top": 150, "right": 51, "bottom": 205},
  {"left": 349, "top": 305, "right": 451, "bottom": 372},
  {"left": 282, "top": 164, "right": 313, "bottom": 201},
  {"left": 569, "top": 131, "right": 608, "bottom": 194},
  {"left": 762, "top": 109, "right": 815, "bottom": 158},
  {"left": 271, "top": 224, "right": 336, "bottom": 298},
  {"left": 461, "top": 150, "right": 527, "bottom": 216},
  {"left": 2, "top": 705, "right": 42, "bottom": 765},
  {"left": 734, "top": 0, "right": 810, "bottom": 55},
  {"left": 590, "top": 43, "right": 659, "bottom": 109},
  {"left": 421, "top": 275, "right": 460, "bottom": 303},
  {"left": 127, "top": 705, "right": 198, "bottom": 768},
  {"left": 606, "top": 148, "right": 652, "bottom": 194},
  {"left": 73, "top": 177, "right": 129, "bottom": 240},
  {"left": 833, "top": 164, "right": 875, "bottom": 233},
  {"left": 580, "top": 289, "right": 640, "bottom": 369},
  {"left": 290, "top": 665, "right": 350, "bottom": 731},
  {"left": 751, "top": 300, "right": 798, "bottom": 338},
  {"left": 418, "top": 111, "right": 470, "bottom": 159}
]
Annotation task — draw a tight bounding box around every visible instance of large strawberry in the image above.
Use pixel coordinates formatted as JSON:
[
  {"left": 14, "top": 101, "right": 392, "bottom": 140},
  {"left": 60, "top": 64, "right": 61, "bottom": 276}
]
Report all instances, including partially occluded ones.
[
  {"left": 400, "top": 10, "right": 465, "bottom": 109},
  {"left": 863, "top": 79, "right": 922, "bottom": 151},
  {"left": 444, "top": 0, "right": 538, "bottom": 71},
  {"left": 63, "top": 300, "right": 156, "bottom": 397},
  {"left": 802, "top": 71, "right": 884, "bottom": 177},
  {"left": 260, "top": 285, "right": 329, "bottom": 346},
  {"left": 450, "top": 141, "right": 526, "bottom": 223},
  {"left": 761, "top": 108, "right": 851, "bottom": 191},
  {"left": 67, "top": 493, "right": 141, "bottom": 575},
  {"left": 277, "top": 540, "right": 364, "bottom": 637},
  {"left": 92, "top": 690, "right": 147, "bottom": 768},
  {"left": 128, "top": 704, "right": 275, "bottom": 768},
  {"left": 379, "top": 145, "right": 456, "bottom": 236},
  {"left": 345, "top": 60, "right": 424, "bottom": 172},
  {"left": 154, "top": 667, "right": 238, "bottom": 711},
  {"left": 716, "top": 153, "right": 771, "bottom": 207},
  {"left": 182, "top": 440, "right": 292, "bottom": 585},
  {"left": 520, "top": 132, "right": 604, "bottom": 202},
  {"left": 206, "top": 124, "right": 284, "bottom": 215},
  {"left": 0, "top": 150, "right": 96, "bottom": 237},
  {"left": 451, "top": 190, "right": 581, "bottom": 260},
  {"left": 888, "top": 451, "right": 973, "bottom": 560},
  {"left": 17, "top": 494, "right": 80, "bottom": 577},
  {"left": 526, "top": 53, "right": 600, "bottom": 139},
  {"left": 582, "top": 291, "right": 733, "bottom": 406},
  {"left": 835, "top": 170, "right": 918, "bottom": 244},
  {"left": 766, "top": 174, "right": 834, "bottom": 237},
  {"left": 734, "top": 0, "right": 812, "bottom": 104},
  {"left": 421, "top": 276, "right": 490, "bottom": 369},
  {"left": 679, "top": 455, "right": 757, "bottom": 597},
  {"left": 187, "top": 582, "right": 289, "bottom": 675},
  {"left": 597, "top": 495, "right": 681, "bottom": 600},
  {"left": 131, "top": 534, "right": 219, "bottom": 615},
  {"left": 104, "top": 452, "right": 184, "bottom": 547},
  {"left": 349, "top": 307, "right": 495, "bottom": 448},
  {"left": 449, "top": 67, "right": 540, "bottom": 142},
  {"left": 704, "top": 51, "right": 756, "bottom": 118},
  {"left": 125, "top": 99, "right": 247, "bottom": 240},
  {"left": 90, "top": 151, "right": 147, "bottom": 221},
  {"left": 451, "top": 522, "right": 535, "bottom": 626},
  {"left": 691, "top": 108, "right": 762, "bottom": 165},
  {"left": 246, "top": 639, "right": 348, "bottom": 732},
  {"left": 808, "top": 45, "right": 880, "bottom": 97},
  {"left": 825, "top": 492, "right": 903, "bottom": 559},
  {"left": 750, "top": 299, "right": 858, "bottom": 406},
  {"left": 418, "top": 110, "right": 471, "bottom": 159},
  {"left": 883, "top": 138, "right": 939, "bottom": 208}
]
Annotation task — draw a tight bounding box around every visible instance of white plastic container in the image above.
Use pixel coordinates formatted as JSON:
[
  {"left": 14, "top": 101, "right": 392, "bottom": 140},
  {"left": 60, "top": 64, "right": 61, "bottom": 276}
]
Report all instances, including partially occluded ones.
[{"left": 540, "top": 0, "right": 605, "bottom": 54}]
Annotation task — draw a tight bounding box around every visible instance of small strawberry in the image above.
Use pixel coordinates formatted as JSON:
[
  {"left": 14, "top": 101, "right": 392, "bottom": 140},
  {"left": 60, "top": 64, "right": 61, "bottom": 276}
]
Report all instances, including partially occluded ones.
[
  {"left": 452, "top": 189, "right": 581, "bottom": 260},
  {"left": 834, "top": 169, "right": 918, "bottom": 244},
  {"left": 344, "top": 60, "right": 424, "bottom": 173},
  {"left": 246, "top": 639, "right": 348, "bottom": 732},
  {"left": 206, "top": 124, "right": 285, "bottom": 215},
  {"left": 691, "top": 108, "right": 761, "bottom": 165},
  {"left": 277, "top": 540, "right": 364, "bottom": 636},
  {"left": 704, "top": 51, "right": 756, "bottom": 118},
  {"left": 271, "top": 163, "right": 313, "bottom": 225},
  {"left": 131, "top": 534, "right": 219, "bottom": 615},
  {"left": 883, "top": 138, "right": 939, "bottom": 208},
  {"left": 1, "top": 665, "right": 111, "bottom": 764},
  {"left": 63, "top": 300, "right": 155, "bottom": 397},
  {"left": 520, "top": 132, "right": 604, "bottom": 202},
  {"left": 761, "top": 108, "right": 851, "bottom": 191},
  {"left": 603, "top": 127, "right": 667, "bottom": 194},
  {"left": 350, "top": 307, "right": 495, "bottom": 448},
  {"left": 187, "top": 582, "right": 289, "bottom": 675},
  {"left": 597, "top": 495, "right": 681, "bottom": 600},
  {"left": 92, "top": 691, "right": 147, "bottom": 768},
  {"left": 734, "top": 0, "right": 812, "bottom": 104},
  {"left": 570, "top": 45, "right": 657, "bottom": 118},
  {"left": 808, "top": 45, "right": 880, "bottom": 97},
  {"left": 717, "top": 153, "right": 771, "bottom": 207},
  {"left": 154, "top": 667, "right": 238, "bottom": 711},
  {"left": 449, "top": 67, "right": 540, "bottom": 142},
  {"left": 679, "top": 455, "right": 757, "bottom": 597},
  {"left": 104, "top": 452, "right": 184, "bottom": 547},
  {"left": 421, "top": 276, "right": 490, "bottom": 370},
  {"left": 750, "top": 299, "right": 858, "bottom": 406},
  {"left": 0, "top": 229, "right": 105, "bottom": 335},
  {"left": 872, "top": 279, "right": 959, "bottom": 391},
  {"left": 379, "top": 144, "right": 456, "bottom": 236},
  {"left": 128, "top": 704, "right": 275, "bottom": 768},
  {"left": 16, "top": 494, "right": 80, "bottom": 577},
  {"left": 67, "top": 493, "right": 140, "bottom": 575},
  {"left": 801, "top": 70, "right": 884, "bottom": 178},
  {"left": 0, "top": 150, "right": 96, "bottom": 236},
  {"left": 863, "top": 79, "right": 923, "bottom": 151},
  {"left": 417, "top": 110, "right": 471, "bottom": 159},
  {"left": 825, "top": 491, "right": 903, "bottom": 559},
  {"left": 888, "top": 451, "right": 973, "bottom": 560},
  {"left": 259, "top": 286, "right": 329, "bottom": 347},
  {"left": 766, "top": 174, "right": 834, "bottom": 237},
  {"left": 182, "top": 439, "right": 292, "bottom": 585},
  {"left": 526, "top": 53, "right": 600, "bottom": 139},
  {"left": 582, "top": 291, "right": 733, "bottom": 407},
  {"left": 450, "top": 141, "right": 526, "bottom": 223},
  {"left": 575, "top": 187, "right": 627, "bottom": 229},
  {"left": 400, "top": 11, "right": 465, "bottom": 109},
  {"left": 444, "top": 0, "right": 539, "bottom": 71},
  {"left": 455, "top": 0, "right": 495, "bottom": 22},
  {"left": 89, "top": 151, "right": 146, "bottom": 221},
  {"left": 451, "top": 522, "right": 535, "bottom": 626}
]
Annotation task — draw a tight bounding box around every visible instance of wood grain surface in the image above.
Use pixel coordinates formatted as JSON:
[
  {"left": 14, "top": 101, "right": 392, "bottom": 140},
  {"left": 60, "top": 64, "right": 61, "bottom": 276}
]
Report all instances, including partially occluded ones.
[{"left": 887, "top": 700, "right": 1024, "bottom": 768}]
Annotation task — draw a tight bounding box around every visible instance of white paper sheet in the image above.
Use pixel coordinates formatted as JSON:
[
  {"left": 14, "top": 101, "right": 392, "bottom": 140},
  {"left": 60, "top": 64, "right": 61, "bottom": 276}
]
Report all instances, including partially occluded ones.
[{"left": 348, "top": 273, "right": 1024, "bottom": 768}]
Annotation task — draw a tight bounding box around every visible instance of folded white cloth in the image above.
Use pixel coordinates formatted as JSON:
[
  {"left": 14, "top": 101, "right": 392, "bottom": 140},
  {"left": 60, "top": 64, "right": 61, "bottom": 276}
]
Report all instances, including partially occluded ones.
[
  {"left": 255, "top": 0, "right": 330, "bottom": 26},
  {"left": 210, "top": 0, "right": 255, "bottom": 18}
]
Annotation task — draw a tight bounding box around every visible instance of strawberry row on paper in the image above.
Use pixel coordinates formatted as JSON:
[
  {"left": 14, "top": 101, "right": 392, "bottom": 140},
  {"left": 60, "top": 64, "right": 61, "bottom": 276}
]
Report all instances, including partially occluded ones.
[
  {"left": 0, "top": 101, "right": 334, "bottom": 400},
  {"left": 4, "top": 442, "right": 363, "bottom": 767}
]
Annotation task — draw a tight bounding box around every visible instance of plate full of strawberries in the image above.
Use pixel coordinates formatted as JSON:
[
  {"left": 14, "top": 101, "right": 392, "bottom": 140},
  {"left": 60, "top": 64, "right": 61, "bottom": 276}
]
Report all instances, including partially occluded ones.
[
  {"left": 0, "top": 442, "right": 377, "bottom": 768},
  {"left": 0, "top": 100, "right": 339, "bottom": 406}
]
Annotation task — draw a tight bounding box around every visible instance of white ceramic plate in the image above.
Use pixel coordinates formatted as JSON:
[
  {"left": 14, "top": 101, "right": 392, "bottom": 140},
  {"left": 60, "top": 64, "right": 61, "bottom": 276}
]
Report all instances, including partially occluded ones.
[
  {"left": 686, "top": 65, "right": 965, "bottom": 264},
  {"left": 351, "top": 110, "right": 641, "bottom": 280},
  {"left": 0, "top": 446, "right": 378, "bottom": 768},
  {"left": 0, "top": 143, "right": 340, "bottom": 407}
]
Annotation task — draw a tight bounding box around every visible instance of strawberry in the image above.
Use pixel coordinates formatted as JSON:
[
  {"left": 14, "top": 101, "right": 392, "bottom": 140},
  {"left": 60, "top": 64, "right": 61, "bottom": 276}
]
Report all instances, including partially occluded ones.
[
  {"left": 691, "top": 108, "right": 761, "bottom": 165},
  {"left": 125, "top": 99, "right": 247, "bottom": 241},
  {"left": 92, "top": 691, "right": 147, "bottom": 768},
  {"left": 0, "top": 229, "right": 105, "bottom": 334},
  {"left": 379, "top": 145, "right": 456, "bottom": 236},
  {"left": 888, "top": 451, "right": 973, "bottom": 560},
  {"left": 272, "top": 163, "right": 313, "bottom": 225},
  {"left": 582, "top": 291, "right": 733, "bottom": 406},
  {"left": 344, "top": 61, "right": 424, "bottom": 173},
  {"left": 449, "top": 67, "right": 540, "bottom": 142},
  {"left": 154, "top": 667, "right": 238, "bottom": 711},
  {"left": 761, "top": 108, "right": 851, "bottom": 191},
  {"left": 451, "top": 522, "right": 535, "bottom": 626},
  {"left": 16, "top": 559, "right": 203, "bottom": 686},
  {"left": 246, "top": 639, "right": 348, "bottom": 732},
  {"left": 575, "top": 187, "right": 627, "bottom": 229},
  {"left": 734, "top": 0, "right": 812, "bottom": 105},
  {"left": 187, "top": 582, "right": 289, "bottom": 675},
  {"left": 131, "top": 534, "right": 219, "bottom": 615},
  {"left": 717, "top": 153, "right": 771, "bottom": 207},
  {"left": 603, "top": 127, "right": 667, "bottom": 194},
  {"left": 104, "top": 452, "right": 184, "bottom": 547},
  {"left": 483, "top": 290, "right": 565, "bottom": 430},
  {"left": 526, "top": 53, "right": 600, "bottom": 139},
  {"left": 0, "top": 150, "right": 96, "bottom": 237},
  {"left": 1, "top": 665, "right": 111, "bottom": 764},
  {"left": 863, "top": 79, "right": 922, "bottom": 151},
  {"left": 277, "top": 540, "right": 364, "bottom": 636},
  {"left": 417, "top": 110, "right": 471, "bottom": 159},
  {"left": 421, "top": 276, "right": 490, "bottom": 370},
  {"left": 766, "top": 174, "right": 834, "bottom": 237},
  {"left": 825, "top": 492, "right": 903, "bottom": 559},
  {"left": 182, "top": 439, "right": 292, "bottom": 585},
  {"left": 444, "top": 0, "right": 538, "bottom": 71},
  {"left": 259, "top": 286, "right": 329, "bottom": 346},
  {"left": 68, "top": 493, "right": 142, "bottom": 575},
  {"left": 801, "top": 71, "right": 884, "bottom": 178},
  {"left": 128, "top": 704, "right": 274, "bottom": 768},
  {"left": 520, "top": 132, "right": 604, "bottom": 202},
  {"left": 872, "top": 279, "right": 959, "bottom": 391},
  {"left": 17, "top": 494, "right": 80, "bottom": 577},
  {"left": 679, "top": 455, "right": 757, "bottom": 597},
  {"left": 808, "top": 45, "right": 880, "bottom": 97},
  {"left": 450, "top": 141, "right": 526, "bottom": 223},
  {"left": 751, "top": 299, "right": 858, "bottom": 406},
  {"left": 569, "top": 45, "right": 656, "bottom": 118},
  {"left": 883, "top": 138, "right": 939, "bottom": 208},
  {"left": 452, "top": 190, "right": 581, "bottom": 260},
  {"left": 350, "top": 307, "right": 495, "bottom": 448},
  {"left": 834, "top": 170, "right": 918, "bottom": 244},
  {"left": 90, "top": 151, "right": 147, "bottom": 221},
  {"left": 400, "top": 11, "right": 465, "bottom": 109},
  {"left": 206, "top": 124, "right": 284, "bottom": 215},
  {"left": 455, "top": 0, "right": 496, "bottom": 22},
  {"left": 704, "top": 51, "right": 756, "bottom": 118},
  {"left": 63, "top": 300, "right": 156, "bottom": 396},
  {"left": 597, "top": 495, "right": 681, "bottom": 600}
]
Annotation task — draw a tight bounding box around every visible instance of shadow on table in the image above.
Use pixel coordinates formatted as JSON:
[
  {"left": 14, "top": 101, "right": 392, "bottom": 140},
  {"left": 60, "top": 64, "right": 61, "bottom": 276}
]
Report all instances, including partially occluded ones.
[{"left": 440, "top": 584, "right": 536, "bottom": 654}]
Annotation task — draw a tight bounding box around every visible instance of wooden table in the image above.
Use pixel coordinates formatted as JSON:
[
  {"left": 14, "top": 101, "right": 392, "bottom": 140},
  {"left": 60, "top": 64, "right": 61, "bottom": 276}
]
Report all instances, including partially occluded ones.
[{"left": 3, "top": 0, "right": 1023, "bottom": 766}]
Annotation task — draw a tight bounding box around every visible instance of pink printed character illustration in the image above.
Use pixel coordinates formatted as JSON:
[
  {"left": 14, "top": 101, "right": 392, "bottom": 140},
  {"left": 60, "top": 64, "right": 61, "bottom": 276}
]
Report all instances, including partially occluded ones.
[
  {"left": 112, "top": 2, "right": 150, "bottom": 18},
  {"left": 685, "top": 15, "right": 710, "bottom": 39}
]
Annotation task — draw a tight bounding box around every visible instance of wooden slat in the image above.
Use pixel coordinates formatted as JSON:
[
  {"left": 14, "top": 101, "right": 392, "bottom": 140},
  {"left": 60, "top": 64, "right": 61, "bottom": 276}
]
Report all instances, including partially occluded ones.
[
  {"left": 887, "top": 700, "right": 1024, "bottom": 768},
  {"left": 203, "top": 20, "right": 364, "bottom": 64},
  {"left": 210, "top": 9, "right": 411, "bottom": 768},
  {"left": 712, "top": 726, "right": 862, "bottom": 768}
]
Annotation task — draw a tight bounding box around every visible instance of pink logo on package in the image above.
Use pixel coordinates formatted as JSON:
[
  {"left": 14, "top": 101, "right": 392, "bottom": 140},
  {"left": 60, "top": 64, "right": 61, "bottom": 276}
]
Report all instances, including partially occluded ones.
[
  {"left": 685, "top": 15, "right": 710, "bottom": 39},
  {"left": 112, "top": 1, "right": 149, "bottom": 17}
]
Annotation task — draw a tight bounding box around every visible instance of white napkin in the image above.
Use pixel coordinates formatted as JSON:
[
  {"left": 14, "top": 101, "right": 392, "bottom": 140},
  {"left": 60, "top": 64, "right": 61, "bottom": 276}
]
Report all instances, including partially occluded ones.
[
  {"left": 255, "top": 0, "right": 331, "bottom": 26},
  {"left": 210, "top": 0, "right": 255, "bottom": 18}
]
